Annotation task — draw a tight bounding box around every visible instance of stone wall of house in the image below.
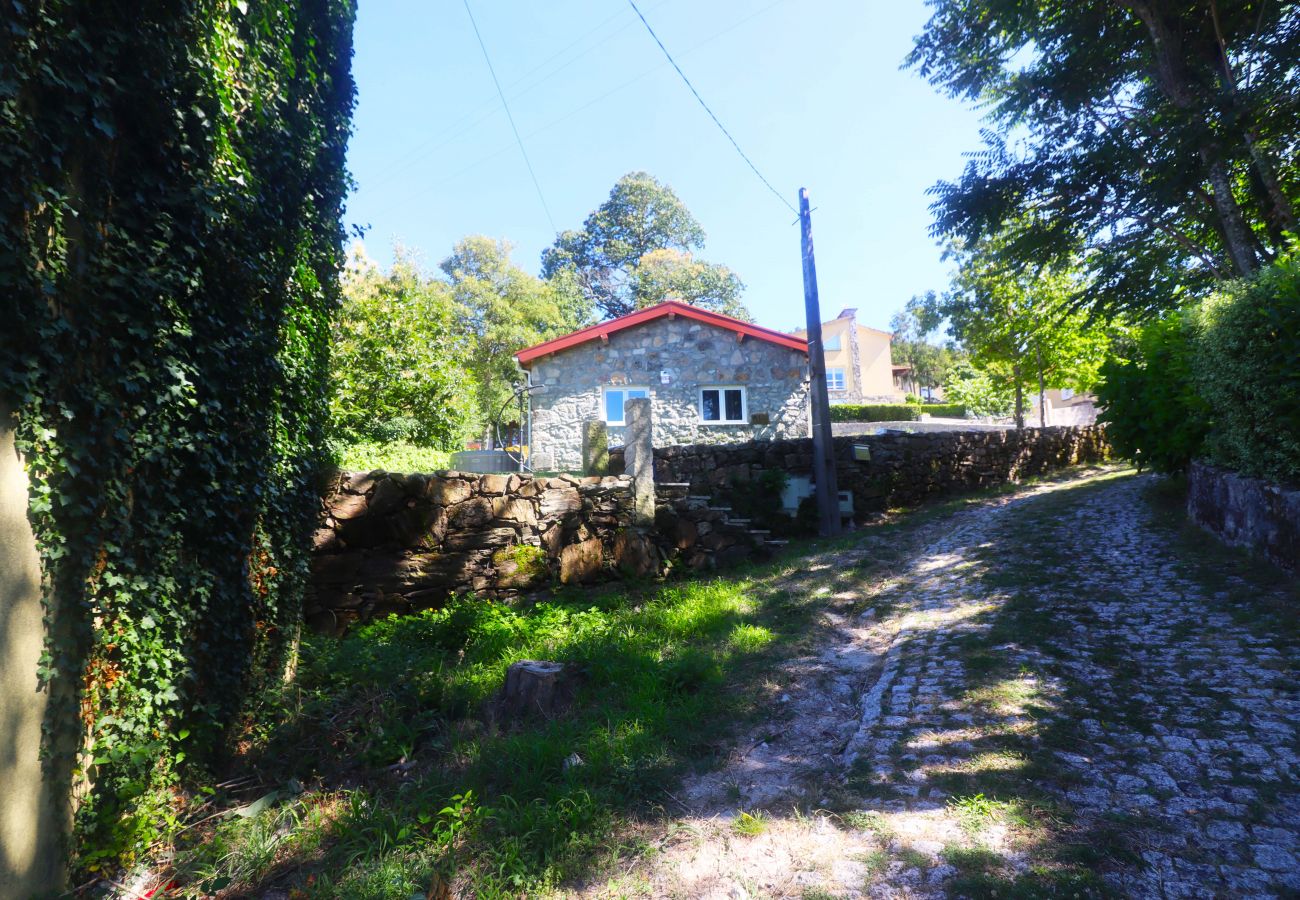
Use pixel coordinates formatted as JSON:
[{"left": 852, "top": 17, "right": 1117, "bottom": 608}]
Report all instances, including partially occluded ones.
[
  {"left": 1187, "top": 462, "right": 1299, "bottom": 572},
  {"left": 525, "top": 316, "right": 810, "bottom": 471},
  {"left": 308, "top": 470, "right": 773, "bottom": 634},
  {"left": 611, "top": 425, "right": 1111, "bottom": 520}
]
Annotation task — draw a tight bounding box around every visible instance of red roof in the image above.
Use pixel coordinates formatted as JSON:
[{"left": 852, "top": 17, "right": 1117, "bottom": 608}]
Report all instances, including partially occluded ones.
[{"left": 515, "top": 300, "right": 808, "bottom": 365}]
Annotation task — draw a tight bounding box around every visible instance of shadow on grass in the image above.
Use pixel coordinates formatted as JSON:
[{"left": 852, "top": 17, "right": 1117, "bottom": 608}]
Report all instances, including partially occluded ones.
[{"left": 158, "top": 464, "right": 1174, "bottom": 899}]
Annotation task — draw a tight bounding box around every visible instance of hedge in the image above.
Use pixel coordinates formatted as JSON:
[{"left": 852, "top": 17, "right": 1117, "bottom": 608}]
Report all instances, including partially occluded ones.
[
  {"left": 1098, "top": 249, "right": 1300, "bottom": 482},
  {"left": 828, "top": 403, "right": 968, "bottom": 422}
]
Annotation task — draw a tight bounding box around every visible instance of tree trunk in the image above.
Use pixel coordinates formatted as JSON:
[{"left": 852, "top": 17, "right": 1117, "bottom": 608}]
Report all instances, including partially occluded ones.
[
  {"left": 1037, "top": 346, "right": 1046, "bottom": 428},
  {"left": 1013, "top": 362, "right": 1024, "bottom": 431},
  {"left": 1207, "top": 0, "right": 1298, "bottom": 242},
  {"left": 1202, "top": 152, "right": 1260, "bottom": 276},
  {"left": 1125, "top": 0, "right": 1260, "bottom": 276}
]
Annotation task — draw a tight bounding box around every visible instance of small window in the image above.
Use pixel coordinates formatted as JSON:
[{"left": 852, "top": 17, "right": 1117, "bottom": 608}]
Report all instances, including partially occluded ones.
[
  {"left": 603, "top": 386, "right": 649, "bottom": 425},
  {"left": 699, "top": 386, "right": 747, "bottom": 424},
  {"left": 826, "top": 368, "right": 846, "bottom": 391},
  {"left": 823, "top": 334, "right": 842, "bottom": 351},
  {"left": 1060, "top": 388, "right": 1075, "bottom": 401}
]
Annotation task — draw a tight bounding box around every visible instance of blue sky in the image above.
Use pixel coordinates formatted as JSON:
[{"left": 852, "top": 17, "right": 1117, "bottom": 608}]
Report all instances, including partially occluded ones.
[{"left": 345, "top": 0, "right": 985, "bottom": 333}]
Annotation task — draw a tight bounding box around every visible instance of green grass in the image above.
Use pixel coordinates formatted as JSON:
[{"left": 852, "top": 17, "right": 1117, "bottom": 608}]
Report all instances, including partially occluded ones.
[
  {"left": 158, "top": 463, "right": 1141, "bottom": 898},
  {"left": 334, "top": 440, "right": 454, "bottom": 473},
  {"left": 166, "top": 573, "right": 819, "bottom": 897},
  {"left": 731, "top": 810, "right": 768, "bottom": 836}
]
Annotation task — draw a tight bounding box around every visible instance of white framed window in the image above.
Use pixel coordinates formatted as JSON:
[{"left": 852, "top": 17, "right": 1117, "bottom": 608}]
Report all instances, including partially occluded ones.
[
  {"left": 1060, "top": 388, "right": 1075, "bottom": 400},
  {"left": 823, "top": 333, "right": 842, "bottom": 351},
  {"left": 602, "top": 386, "right": 649, "bottom": 425},
  {"left": 826, "top": 368, "right": 846, "bottom": 391},
  {"left": 699, "top": 386, "right": 747, "bottom": 424}
]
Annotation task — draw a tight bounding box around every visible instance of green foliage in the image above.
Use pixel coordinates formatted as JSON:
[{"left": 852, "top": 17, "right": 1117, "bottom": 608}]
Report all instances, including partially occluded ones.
[
  {"left": 441, "top": 236, "right": 590, "bottom": 442},
  {"left": 1189, "top": 251, "right": 1300, "bottom": 482},
  {"left": 890, "top": 299, "right": 965, "bottom": 395},
  {"left": 542, "top": 171, "right": 748, "bottom": 320},
  {"left": 943, "top": 363, "right": 1015, "bottom": 419},
  {"left": 168, "top": 573, "right": 810, "bottom": 895},
  {"left": 1096, "top": 315, "right": 1211, "bottom": 474},
  {"left": 909, "top": 0, "right": 1300, "bottom": 314},
  {"left": 828, "top": 403, "right": 968, "bottom": 423},
  {"left": 933, "top": 224, "right": 1116, "bottom": 427},
  {"left": 332, "top": 441, "right": 454, "bottom": 474},
  {"left": 1099, "top": 251, "right": 1300, "bottom": 480},
  {"left": 332, "top": 248, "right": 476, "bottom": 449},
  {"left": 0, "top": 0, "right": 355, "bottom": 874}
]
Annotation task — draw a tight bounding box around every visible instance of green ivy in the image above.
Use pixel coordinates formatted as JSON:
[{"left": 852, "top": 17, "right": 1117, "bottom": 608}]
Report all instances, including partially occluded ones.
[{"left": 0, "top": 0, "right": 355, "bottom": 878}]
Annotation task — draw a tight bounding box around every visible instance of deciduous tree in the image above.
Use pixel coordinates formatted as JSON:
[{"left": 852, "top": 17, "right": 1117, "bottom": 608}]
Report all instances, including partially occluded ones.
[
  {"left": 332, "top": 246, "right": 476, "bottom": 448},
  {"left": 909, "top": 0, "right": 1300, "bottom": 316},
  {"left": 542, "top": 171, "right": 748, "bottom": 320},
  {"left": 441, "top": 236, "right": 590, "bottom": 445}
]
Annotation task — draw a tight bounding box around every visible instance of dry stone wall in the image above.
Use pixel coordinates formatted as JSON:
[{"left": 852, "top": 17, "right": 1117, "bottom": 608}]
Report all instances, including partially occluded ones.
[
  {"left": 612, "top": 425, "right": 1111, "bottom": 521},
  {"left": 308, "top": 470, "right": 770, "bottom": 634},
  {"left": 1187, "top": 461, "right": 1298, "bottom": 571}
]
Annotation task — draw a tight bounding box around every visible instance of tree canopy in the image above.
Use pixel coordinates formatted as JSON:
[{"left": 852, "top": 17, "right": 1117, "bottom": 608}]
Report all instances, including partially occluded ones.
[
  {"left": 890, "top": 300, "right": 964, "bottom": 397},
  {"left": 332, "top": 247, "right": 476, "bottom": 449},
  {"left": 924, "top": 225, "right": 1116, "bottom": 427},
  {"left": 908, "top": 0, "right": 1300, "bottom": 317},
  {"left": 442, "top": 236, "right": 590, "bottom": 443},
  {"left": 542, "top": 171, "right": 748, "bottom": 320}
]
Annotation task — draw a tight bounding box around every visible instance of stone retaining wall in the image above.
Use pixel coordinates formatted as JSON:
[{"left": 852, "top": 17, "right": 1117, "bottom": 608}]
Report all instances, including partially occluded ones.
[
  {"left": 1187, "top": 462, "right": 1299, "bottom": 572},
  {"left": 612, "top": 425, "right": 1110, "bottom": 521},
  {"left": 309, "top": 470, "right": 767, "bottom": 634}
]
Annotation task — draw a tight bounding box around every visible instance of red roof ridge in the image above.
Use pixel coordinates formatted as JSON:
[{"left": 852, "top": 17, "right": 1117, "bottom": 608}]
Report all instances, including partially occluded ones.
[{"left": 515, "top": 300, "right": 808, "bottom": 364}]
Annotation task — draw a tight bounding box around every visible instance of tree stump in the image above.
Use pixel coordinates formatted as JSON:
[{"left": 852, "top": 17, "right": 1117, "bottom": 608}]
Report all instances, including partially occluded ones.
[{"left": 498, "top": 660, "right": 568, "bottom": 720}]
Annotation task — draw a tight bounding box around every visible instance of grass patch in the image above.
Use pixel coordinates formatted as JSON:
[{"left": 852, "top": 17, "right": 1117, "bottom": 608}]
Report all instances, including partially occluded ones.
[
  {"left": 941, "top": 844, "right": 1004, "bottom": 875},
  {"left": 334, "top": 440, "right": 454, "bottom": 473},
  {"left": 731, "top": 810, "right": 768, "bottom": 837},
  {"left": 166, "top": 573, "right": 816, "bottom": 897}
]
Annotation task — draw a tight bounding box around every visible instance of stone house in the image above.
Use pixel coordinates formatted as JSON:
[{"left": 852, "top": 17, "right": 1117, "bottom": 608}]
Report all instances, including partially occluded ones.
[
  {"left": 515, "top": 301, "right": 811, "bottom": 472},
  {"left": 792, "top": 307, "right": 906, "bottom": 404}
]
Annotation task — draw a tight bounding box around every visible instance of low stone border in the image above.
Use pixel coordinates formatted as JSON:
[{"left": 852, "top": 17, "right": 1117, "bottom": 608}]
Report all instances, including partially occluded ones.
[{"left": 1187, "top": 461, "right": 1299, "bottom": 571}]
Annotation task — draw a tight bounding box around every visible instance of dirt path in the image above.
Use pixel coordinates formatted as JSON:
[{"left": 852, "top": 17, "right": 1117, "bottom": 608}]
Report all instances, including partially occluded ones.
[{"left": 583, "top": 469, "right": 1300, "bottom": 899}]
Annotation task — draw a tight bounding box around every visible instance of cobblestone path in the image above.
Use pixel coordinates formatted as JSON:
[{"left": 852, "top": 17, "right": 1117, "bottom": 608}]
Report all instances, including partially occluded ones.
[{"left": 604, "top": 469, "right": 1299, "bottom": 899}]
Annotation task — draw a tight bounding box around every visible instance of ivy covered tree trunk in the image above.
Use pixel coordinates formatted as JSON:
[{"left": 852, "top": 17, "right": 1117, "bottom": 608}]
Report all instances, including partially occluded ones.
[{"left": 0, "top": 0, "right": 356, "bottom": 877}]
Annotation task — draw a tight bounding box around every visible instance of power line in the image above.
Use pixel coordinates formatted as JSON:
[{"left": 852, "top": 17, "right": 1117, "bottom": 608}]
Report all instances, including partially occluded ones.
[
  {"left": 626, "top": 0, "right": 797, "bottom": 215},
  {"left": 462, "top": 0, "right": 558, "bottom": 233}
]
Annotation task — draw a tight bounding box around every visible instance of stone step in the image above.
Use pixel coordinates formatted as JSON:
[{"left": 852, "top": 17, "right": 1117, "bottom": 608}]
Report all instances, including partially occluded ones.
[{"left": 763, "top": 539, "right": 790, "bottom": 547}]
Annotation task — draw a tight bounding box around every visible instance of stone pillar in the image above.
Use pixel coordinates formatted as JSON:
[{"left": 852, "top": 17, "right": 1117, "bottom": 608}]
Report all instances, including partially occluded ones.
[
  {"left": 623, "top": 398, "right": 655, "bottom": 526},
  {"left": 0, "top": 408, "right": 67, "bottom": 894},
  {"left": 581, "top": 420, "right": 609, "bottom": 476}
]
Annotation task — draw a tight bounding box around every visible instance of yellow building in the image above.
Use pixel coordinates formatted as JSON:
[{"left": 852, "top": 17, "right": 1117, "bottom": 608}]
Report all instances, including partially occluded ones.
[{"left": 793, "top": 308, "right": 906, "bottom": 403}]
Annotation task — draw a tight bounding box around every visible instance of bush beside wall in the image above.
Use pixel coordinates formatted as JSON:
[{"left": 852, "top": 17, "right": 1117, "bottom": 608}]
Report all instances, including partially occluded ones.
[
  {"left": 1098, "top": 250, "right": 1300, "bottom": 483},
  {"left": 828, "top": 403, "right": 967, "bottom": 423}
]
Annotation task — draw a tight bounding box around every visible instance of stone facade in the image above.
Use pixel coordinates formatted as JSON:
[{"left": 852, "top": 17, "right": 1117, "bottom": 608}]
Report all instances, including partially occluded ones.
[
  {"left": 1187, "top": 461, "right": 1298, "bottom": 571},
  {"left": 523, "top": 316, "right": 810, "bottom": 471},
  {"left": 612, "top": 425, "right": 1111, "bottom": 521}
]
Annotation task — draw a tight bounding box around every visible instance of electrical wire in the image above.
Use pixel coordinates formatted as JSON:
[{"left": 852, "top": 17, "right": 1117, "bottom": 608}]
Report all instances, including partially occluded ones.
[
  {"left": 371, "top": 0, "right": 795, "bottom": 221},
  {"left": 625, "top": 0, "right": 796, "bottom": 215},
  {"left": 462, "top": 0, "right": 558, "bottom": 233}
]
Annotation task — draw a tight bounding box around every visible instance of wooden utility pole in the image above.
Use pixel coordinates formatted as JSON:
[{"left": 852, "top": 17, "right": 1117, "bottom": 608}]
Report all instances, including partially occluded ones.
[{"left": 799, "top": 188, "right": 841, "bottom": 537}]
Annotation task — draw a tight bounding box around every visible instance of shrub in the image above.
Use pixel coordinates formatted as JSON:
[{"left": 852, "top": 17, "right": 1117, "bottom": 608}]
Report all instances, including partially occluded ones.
[
  {"left": 1189, "top": 252, "right": 1300, "bottom": 482},
  {"left": 943, "top": 362, "right": 1014, "bottom": 417},
  {"left": 828, "top": 404, "right": 920, "bottom": 422},
  {"left": 1096, "top": 314, "right": 1210, "bottom": 474},
  {"left": 1097, "top": 248, "right": 1300, "bottom": 481},
  {"left": 332, "top": 440, "right": 454, "bottom": 473},
  {"left": 925, "top": 403, "right": 970, "bottom": 419}
]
